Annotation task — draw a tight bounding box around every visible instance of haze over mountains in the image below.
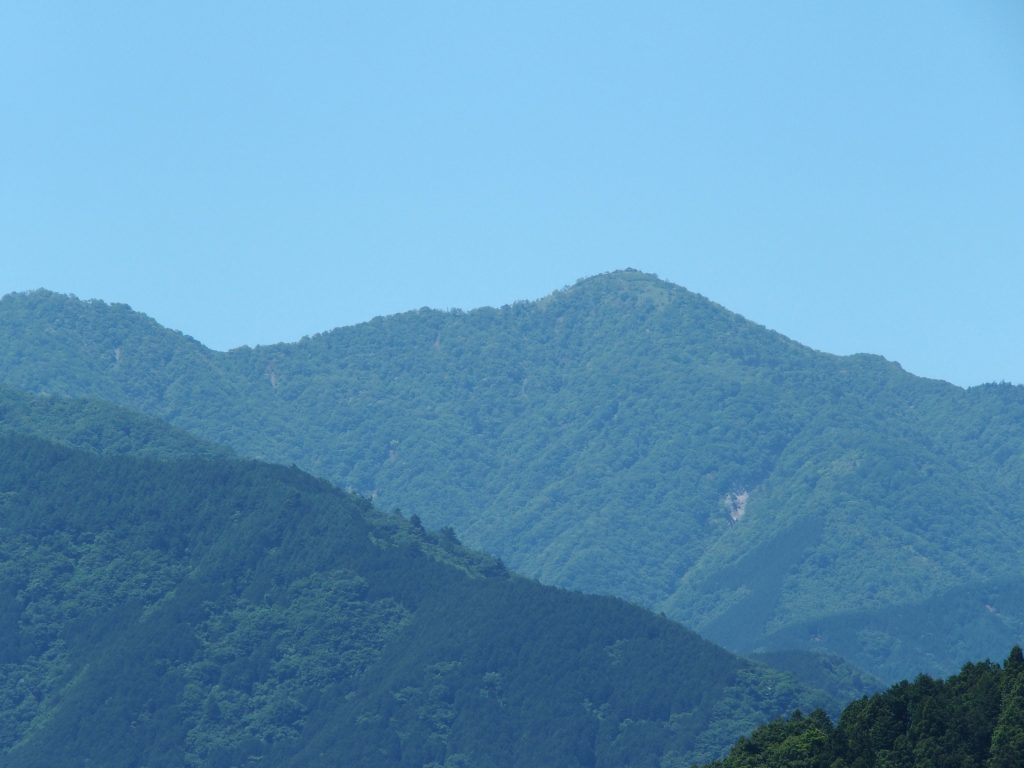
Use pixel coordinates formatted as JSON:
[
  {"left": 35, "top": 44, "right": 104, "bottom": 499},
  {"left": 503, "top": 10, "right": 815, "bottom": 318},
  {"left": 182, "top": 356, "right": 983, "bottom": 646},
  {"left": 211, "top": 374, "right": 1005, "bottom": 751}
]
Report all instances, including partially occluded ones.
[{"left": 2, "top": 270, "right": 1022, "bottom": 683}]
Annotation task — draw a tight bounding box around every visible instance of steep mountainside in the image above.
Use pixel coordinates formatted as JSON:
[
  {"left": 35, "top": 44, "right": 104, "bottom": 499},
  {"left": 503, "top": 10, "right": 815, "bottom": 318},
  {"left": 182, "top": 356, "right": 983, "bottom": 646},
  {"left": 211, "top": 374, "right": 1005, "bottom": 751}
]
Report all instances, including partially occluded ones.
[
  {"left": 2, "top": 273, "right": 1022, "bottom": 680},
  {"left": 0, "top": 399, "right": 829, "bottom": 767}
]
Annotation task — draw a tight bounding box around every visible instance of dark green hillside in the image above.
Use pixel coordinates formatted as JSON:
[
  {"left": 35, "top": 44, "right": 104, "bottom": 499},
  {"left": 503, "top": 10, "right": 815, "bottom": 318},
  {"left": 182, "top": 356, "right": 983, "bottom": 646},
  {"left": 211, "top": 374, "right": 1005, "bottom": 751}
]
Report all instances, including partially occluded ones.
[
  {"left": 0, "top": 385, "right": 230, "bottom": 459},
  {"left": 2, "top": 273, "right": 1023, "bottom": 680},
  {"left": 705, "top": 646, "right": 1024, "bottom": 768},
  {"left": 0, "top": 428, "right": 828, "bottom": 766}
]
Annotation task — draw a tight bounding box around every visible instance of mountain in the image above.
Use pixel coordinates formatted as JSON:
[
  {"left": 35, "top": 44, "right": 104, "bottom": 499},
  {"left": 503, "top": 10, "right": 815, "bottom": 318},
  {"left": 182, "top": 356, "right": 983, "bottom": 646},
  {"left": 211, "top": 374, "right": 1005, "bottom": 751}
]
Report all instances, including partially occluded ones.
[
  {"left": 0, "top": 385, "right": 230, "bottom": 460},
  {"left": 746, "top": 650, "right": 883, "bottom": 707},
  {"left": 2, "top": 272, "right": 1022, "bottom": 681},
  {"left": 705, "top": 646, "right": 1024, "bottom": 768},
  {"left": 0, "top": 392, "right": 828, "bottom": 767}
]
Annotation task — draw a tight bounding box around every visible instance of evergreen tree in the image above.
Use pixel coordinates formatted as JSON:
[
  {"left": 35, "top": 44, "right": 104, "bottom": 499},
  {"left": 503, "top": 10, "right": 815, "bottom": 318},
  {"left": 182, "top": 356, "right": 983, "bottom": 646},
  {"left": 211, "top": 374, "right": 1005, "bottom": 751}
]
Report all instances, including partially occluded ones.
[{"left": 988, "top": 647, "right": 1024, "bottom": 768}]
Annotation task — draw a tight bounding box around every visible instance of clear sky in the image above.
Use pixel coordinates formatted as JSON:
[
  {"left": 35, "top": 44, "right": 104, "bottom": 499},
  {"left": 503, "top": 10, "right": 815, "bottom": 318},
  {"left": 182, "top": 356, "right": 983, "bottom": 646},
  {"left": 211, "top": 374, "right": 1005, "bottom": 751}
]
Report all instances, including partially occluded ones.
[{"left": 2, "top": 2, "right": 1022, "bottom": 387}]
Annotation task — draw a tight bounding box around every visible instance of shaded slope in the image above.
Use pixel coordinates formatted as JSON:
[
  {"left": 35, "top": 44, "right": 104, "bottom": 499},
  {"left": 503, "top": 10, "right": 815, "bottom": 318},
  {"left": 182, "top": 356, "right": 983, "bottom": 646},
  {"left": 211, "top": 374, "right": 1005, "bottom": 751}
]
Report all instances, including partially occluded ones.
[
  {"left": 0, "top": 385, "right": 230, "bottom": 460},
  {"left": 0, "top": 428, "right": 828, "bottom": 767},
  {"left": 2, "top": 273, "right": 1023, "bottom": 680},
  {"left": 746, "top": 651, "right": 884, "bottom": 708}
]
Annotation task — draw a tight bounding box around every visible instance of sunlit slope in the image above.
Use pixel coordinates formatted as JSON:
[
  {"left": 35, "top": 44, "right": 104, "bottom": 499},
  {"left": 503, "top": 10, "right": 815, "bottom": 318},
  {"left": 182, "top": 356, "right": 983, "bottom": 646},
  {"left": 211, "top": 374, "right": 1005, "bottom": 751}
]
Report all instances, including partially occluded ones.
[{"left": 2, "top": 271, "right": 1022, "bottom": 680}]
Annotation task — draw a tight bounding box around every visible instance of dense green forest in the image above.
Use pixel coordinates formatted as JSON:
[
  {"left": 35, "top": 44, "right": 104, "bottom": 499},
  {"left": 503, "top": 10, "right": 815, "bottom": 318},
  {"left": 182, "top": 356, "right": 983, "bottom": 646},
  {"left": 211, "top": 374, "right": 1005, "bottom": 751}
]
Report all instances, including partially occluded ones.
[
  {"left": 0, "top": 397, "right": 840, "bottom": 767},
  {"left": 0, "top": 385, "right": 230, "bottom": 460},
  {"left": 705, "top": 647, "right": 1024, "bottom": 768},
  {"left": 2, "top": 271, "right": 1023, "bottom": 680}
]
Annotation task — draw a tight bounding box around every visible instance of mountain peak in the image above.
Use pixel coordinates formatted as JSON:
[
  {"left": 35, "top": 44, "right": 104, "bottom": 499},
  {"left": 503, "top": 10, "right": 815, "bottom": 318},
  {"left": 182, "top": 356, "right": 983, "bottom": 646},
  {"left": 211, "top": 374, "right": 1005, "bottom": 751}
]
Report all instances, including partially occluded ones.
[
  {"left": 533, "top": 269, "right": 710, "bottom": 319},
  {"left": 569, "top": 267, "right": 679, "bottom": 294}
]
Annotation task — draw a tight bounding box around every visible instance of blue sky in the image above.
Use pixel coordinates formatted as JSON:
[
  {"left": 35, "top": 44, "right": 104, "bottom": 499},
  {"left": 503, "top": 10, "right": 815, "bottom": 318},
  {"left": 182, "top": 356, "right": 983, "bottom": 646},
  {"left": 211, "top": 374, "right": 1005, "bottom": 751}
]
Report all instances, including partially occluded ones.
[{"left": 2, "top": 2, "right": 1022, "bottom": 387}]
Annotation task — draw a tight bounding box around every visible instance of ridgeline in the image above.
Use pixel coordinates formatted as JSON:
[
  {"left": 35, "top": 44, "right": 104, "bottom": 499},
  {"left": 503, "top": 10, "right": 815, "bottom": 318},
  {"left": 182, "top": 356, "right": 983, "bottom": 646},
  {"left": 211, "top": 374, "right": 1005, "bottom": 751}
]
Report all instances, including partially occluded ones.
[{"left": 2, "top": 271, "right": 1022, "bottom": 681}]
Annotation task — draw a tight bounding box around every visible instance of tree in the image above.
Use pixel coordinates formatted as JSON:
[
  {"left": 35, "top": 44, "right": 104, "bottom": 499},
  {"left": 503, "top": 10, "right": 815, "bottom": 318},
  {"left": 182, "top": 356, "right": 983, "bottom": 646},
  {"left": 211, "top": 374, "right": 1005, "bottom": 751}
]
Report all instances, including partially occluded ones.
[{"left": 988, "top": 648, "right": 1024, "bottom": 768}]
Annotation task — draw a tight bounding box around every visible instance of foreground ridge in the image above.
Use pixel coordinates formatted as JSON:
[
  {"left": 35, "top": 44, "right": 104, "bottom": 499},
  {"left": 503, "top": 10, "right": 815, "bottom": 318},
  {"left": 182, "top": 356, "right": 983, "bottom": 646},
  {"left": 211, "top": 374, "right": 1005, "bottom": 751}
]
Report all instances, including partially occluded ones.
[
  {"left": 706, "top": 646, "right": 1024, "bottom": 768},
  {"left": 0, "top": 391, "right": 831, "bottom": 766}
]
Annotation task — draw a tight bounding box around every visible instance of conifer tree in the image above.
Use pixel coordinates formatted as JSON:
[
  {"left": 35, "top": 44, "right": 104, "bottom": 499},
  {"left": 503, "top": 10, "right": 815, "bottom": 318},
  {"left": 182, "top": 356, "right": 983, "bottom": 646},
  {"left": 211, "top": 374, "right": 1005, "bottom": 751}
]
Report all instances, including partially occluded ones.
[{"left": 988, "top": 647, "right": 1024, "bottom": 768}]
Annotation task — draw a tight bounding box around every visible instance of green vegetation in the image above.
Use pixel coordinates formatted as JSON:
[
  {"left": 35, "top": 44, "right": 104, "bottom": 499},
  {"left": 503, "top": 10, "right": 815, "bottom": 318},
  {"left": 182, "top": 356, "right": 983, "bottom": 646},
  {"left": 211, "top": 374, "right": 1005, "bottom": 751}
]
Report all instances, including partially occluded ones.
[
  {"left": 0, "top": 405, "right": 833, "bottom": 766},
  {"left": 2, "top": 272, "right": 1022, "bottom": 681},
  {"left": 747, "top": 651, "right": 884, "bottom": 707},
  {"left": 0, "top": 385, "right": 230, "bottom": 460},
  {"left": 705, "top": 647, "right": 1024, "bottom": 768}
]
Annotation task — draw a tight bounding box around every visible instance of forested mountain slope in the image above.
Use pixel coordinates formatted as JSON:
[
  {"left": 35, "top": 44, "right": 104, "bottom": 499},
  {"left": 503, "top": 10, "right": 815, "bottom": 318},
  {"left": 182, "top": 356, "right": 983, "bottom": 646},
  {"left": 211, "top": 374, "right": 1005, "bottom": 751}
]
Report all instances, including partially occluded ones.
[
  {"left": 0, "top": 403, "right": 829, "bottom": 767},
  {"left": 2, "top": 272, "right": 1022, "bottom": 680},
  {"left": 705, "top": 647, "right": 1024, "bottom": 768},
  {"left": 0, "top": 385, "right": 230, "bottom": 460}
]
